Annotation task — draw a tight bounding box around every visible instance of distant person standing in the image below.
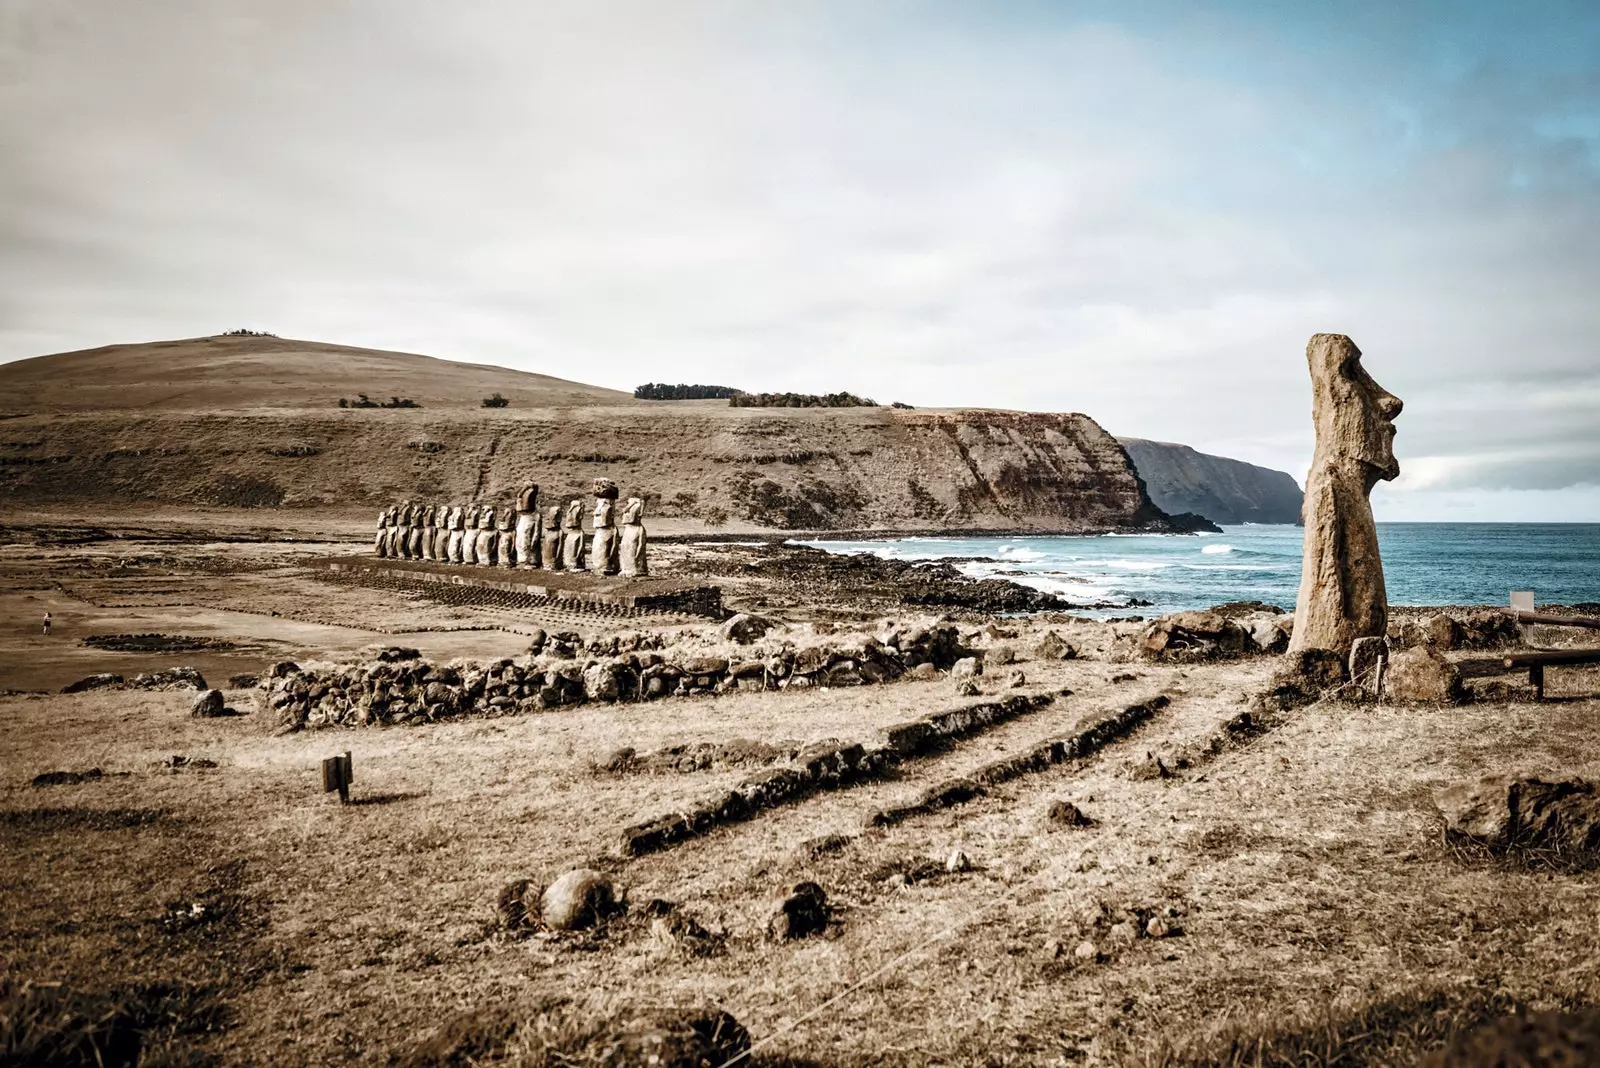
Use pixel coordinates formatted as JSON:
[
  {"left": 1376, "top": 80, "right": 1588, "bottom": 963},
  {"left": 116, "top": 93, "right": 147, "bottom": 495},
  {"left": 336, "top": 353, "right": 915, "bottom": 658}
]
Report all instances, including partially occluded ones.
[{"left": 42, "top": 611, "right": 51, "bottom": 636}]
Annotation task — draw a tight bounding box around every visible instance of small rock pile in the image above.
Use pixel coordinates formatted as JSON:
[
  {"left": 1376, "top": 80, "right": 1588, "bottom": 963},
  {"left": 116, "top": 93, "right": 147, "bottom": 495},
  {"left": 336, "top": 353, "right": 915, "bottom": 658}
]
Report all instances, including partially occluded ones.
[
  {"left": 1390, "top": 609, "right": 1521, "bottom": 651},
  {"left": 1137, "top": 609, "right": 1288, "bottom": 662},
  {"left": 60, "top": 667, "right": 209, "bottom": 694},
  {"left": 263, "top": 624, "right": 967, "bottom": 731}
]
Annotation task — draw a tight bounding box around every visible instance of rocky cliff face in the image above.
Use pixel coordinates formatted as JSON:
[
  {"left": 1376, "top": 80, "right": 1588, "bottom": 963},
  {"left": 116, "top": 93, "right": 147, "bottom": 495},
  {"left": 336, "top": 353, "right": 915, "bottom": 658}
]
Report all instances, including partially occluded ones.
[
  {"left": 0, "top": 406, "right": 1205, "bottom": 533},
  {"left": 1118, "top": 437, "right": 1303, "bottom": 526}
]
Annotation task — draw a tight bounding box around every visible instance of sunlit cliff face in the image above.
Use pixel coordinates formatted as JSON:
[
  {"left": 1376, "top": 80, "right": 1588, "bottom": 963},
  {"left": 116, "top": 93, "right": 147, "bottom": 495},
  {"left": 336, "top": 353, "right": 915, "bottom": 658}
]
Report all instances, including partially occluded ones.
[{"left": 1308, "top": 334, "right": 1403, "bottom": 490}]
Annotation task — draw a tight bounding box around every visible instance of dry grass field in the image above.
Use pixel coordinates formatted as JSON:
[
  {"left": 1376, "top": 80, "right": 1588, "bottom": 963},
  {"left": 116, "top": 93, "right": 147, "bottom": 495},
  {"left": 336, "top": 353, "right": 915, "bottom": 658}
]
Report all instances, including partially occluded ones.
[{"left": 3, "top": 521, "right": 1598, "bottom": 1066}]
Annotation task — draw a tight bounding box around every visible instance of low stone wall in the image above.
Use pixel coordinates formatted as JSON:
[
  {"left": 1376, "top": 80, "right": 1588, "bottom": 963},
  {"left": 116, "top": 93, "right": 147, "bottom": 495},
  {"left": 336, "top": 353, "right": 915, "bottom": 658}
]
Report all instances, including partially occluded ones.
[
  {"left": 263, "top": 625, "right": 967, "bottom": 731},
  {"left": 617, "top": 691, "right": 1059, "bottom": 857}
]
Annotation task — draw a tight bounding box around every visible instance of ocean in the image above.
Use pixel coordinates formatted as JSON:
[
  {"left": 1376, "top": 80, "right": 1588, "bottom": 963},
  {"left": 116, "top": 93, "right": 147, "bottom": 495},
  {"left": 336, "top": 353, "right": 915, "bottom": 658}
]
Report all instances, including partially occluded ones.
[{"left": 796, "top": 523, "right": 1600, "bottom": 616}]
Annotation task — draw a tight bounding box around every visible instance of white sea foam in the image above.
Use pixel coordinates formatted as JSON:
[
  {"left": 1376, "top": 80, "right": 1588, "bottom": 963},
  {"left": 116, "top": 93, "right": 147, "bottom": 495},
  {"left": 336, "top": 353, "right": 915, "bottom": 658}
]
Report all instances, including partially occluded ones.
[
  {"left": 1200, "top": 544, "right": 1233, "bottom": 554},
  {"left": 996, "top": 544, "right": 1047, "bottom": 562}
]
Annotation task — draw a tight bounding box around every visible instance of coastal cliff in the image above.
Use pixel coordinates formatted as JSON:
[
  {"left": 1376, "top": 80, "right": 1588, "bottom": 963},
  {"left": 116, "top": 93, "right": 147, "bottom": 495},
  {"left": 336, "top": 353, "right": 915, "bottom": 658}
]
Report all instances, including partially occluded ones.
[
  {"left": 1119, "top": 437, "right": 1303, "bottom": 526},
  {"left": 0, "top": 336, "right": 1212, "bottom": 534}
]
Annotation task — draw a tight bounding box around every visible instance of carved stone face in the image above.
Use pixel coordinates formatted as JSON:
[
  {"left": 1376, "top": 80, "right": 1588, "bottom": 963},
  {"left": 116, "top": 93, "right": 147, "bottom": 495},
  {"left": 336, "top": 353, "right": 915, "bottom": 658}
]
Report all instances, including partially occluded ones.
[
  {"left": 622, "top": 497, "right": 645, "bottom": 524},
  {"left": 1307, "top": 333, "right": 1403, "bottom": 486},
  {"left": 545, "top": 505, "right": 562, "bottom": 526},
  {"left": 564, "top": 500, "right": 584, "bottom": 527}
]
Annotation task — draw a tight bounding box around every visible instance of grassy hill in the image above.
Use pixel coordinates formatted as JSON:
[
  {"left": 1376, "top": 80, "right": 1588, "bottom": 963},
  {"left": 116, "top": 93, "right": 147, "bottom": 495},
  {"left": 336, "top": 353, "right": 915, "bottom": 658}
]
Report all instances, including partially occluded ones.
[{"left": 0, "top": 334, "right": 635, "bottom": 411}]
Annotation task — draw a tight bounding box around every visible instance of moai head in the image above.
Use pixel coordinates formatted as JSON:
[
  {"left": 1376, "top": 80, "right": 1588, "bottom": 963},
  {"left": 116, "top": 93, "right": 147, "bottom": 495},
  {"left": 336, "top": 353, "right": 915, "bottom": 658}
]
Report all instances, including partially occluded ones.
[
  {"left": 465, "top": 506, "right": 479, "bottom": 529},
  {"left": 564, "top": 499, "right": 585, "bottom": 528},
  {"left": 1307, "top": 334, "right": 1404, "bottom": 489},
  {"left": 622, "top": 496, "right": 645, "bottom": 525},
  {"left": 544, "top": 504, "right": 562, "bottom": 528},
  {"left": 518, "top": 482, "right": 539, "bottom": 512},
  {"left": 498, "top": 506, "right": 515, "bottom": 530},
  {"left": 592, "top": 477, "right": 619, "bottom": 501},
  {"left": 479, "top": 503, "right": 497, "bottom": 527},
  {"left": 593, "top": 496, "right": 614, "bottom": 528}
]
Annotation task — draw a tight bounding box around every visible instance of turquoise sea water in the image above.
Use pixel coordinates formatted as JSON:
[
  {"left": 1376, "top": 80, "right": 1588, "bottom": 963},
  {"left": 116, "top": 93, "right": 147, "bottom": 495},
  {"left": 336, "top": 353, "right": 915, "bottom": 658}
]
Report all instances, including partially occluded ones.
[{"left": 797, "top": 523, "right": 1600, "bottom": 616}]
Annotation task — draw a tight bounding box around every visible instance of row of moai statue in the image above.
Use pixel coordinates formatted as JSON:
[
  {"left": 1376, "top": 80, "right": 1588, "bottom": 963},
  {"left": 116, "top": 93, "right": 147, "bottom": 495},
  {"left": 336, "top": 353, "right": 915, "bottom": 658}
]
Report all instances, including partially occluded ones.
[{"left": 373, "top": 479, "right": 648, "bottom": 577}]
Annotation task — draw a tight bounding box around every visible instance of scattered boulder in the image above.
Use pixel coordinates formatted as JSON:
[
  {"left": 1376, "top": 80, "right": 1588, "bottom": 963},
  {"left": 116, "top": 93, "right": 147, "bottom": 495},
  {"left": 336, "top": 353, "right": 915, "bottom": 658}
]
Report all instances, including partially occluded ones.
[
  {"left": 1388, "top": 618, "right": 1426, "bottom": 648},
  {"left": 268, "top": 660, "right": 301, "bottom": 678},
  {"left": 61, "top": 673, "right": 124, "bottom": 694},
  {"left": 1270, "top": 648, "right": 1348, "bottom": 696},
  {"left": 1140, "top": 611, "right": 1253, "bottom": 662},
  {"left": 1046, "top": 800, "right": 1094, "bottom": 827},
  {"left": 987, "top": 644, "right": 1016, "bottom": 666},
  {"left": 945, "top": 849, "right": 972, "bottom": 873},
  {"left": 1436, "top": 774, "right": 1600, "bottom": 852},
  {"left": 1034, "top": 630, "right": 1077, "bottom": 661},
  {"left": 227, "top": 673, "right": 259, "bottom": 689},
  {"left": 1129, "top": 752, "right": 1173, "bottom": 781},
  {"left": 950, "top": 657, "right": 982, "bottom": 682},
  {"left": 540, "top": 869, "right": 616, "bottom": 931},
  {"left": 1385, "top": 647, "right": 1462, "bottom": 704},
  {"left": 907, "top": 662, "right": 939, "bottom": 680},
  {"left": 1245, "top": 614, "right": 1291, "bottom": 654},
  {"left": 1426, "top": 613, "right": 1460, "bottom": 651},
  {"left": 765, "top": 881, "right": 828, "bottom": 940},
  {"left": 376, "top": 647, "right": 422, "bottom": 663},
  {"left": 129, "top": 667, "right": 207, "bottom": 691},
  {"left": 721, "top": 613, "right": 774, "bottom": 645},
  {"left": 189, "top": 689, "right": 226, "bottom": 718}
]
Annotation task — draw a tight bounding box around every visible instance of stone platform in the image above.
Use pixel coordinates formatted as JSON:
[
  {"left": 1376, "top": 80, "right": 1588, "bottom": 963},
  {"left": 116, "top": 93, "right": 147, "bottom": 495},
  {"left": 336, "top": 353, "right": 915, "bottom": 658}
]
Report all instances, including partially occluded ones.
[{"left": 320, "top": 557, "right": 723, "bottom": 618}]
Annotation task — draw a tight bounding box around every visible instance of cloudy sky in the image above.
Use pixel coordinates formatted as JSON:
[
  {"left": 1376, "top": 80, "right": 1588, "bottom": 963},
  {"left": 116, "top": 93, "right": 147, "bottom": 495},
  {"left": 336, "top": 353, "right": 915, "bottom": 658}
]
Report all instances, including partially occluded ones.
[{"left": 3, "top": 0, "right": 1597, "bottom": 520}]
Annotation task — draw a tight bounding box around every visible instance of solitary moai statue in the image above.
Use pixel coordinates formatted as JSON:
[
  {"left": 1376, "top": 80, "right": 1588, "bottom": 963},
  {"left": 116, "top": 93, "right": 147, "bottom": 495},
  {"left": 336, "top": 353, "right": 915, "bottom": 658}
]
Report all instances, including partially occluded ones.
[
  {"left": 560, "top": 499, "right": 586, "bottom": 571},
  {"left": 475, "top": 504, "right": 498, "bottom": 566},
  {"left": 590, "top": 478, "right": 620, "bottom": 576},
  {"left": 1289, "top": 334, "right": 1404, "bottom": 657},
  {"left": 619, "top": 496, "right": 649, "bottom": 577},
  {"left": 514, "top": 483, "right": 541, "bottom": 569},
  {"left": 496, "top": 506, "right": 517, "bottom": 568},
  {"left": 541, "top": 504, "right": 563, "bottom": 571},
  {"left": 447, "top": 504, "right": 467, "bottom": 564}
]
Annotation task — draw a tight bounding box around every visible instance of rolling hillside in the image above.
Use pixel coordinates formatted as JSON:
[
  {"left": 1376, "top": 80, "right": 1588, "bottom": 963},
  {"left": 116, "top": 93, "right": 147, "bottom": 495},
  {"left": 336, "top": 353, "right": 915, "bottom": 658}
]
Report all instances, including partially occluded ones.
[{"left": 0, "top": 334, "right": 634, "bottom": 411}]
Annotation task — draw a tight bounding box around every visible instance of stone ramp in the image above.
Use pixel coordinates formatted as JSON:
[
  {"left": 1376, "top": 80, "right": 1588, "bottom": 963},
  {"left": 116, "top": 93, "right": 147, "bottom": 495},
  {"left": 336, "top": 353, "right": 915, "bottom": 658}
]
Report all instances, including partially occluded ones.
[{"left": 316, "top": 557, "right": 723, "bottom": 619}]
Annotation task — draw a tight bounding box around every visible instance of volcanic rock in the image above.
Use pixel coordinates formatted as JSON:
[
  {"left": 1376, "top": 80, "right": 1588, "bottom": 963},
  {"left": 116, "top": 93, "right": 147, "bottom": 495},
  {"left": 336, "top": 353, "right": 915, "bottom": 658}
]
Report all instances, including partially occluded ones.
[
  {"left": 189, "top": 689, "right": 226, "bottom": 717},
  {"left": 1385, "top": 647, "right": 1462, "bottom": 704},
  {"left": 540, "top": 869, "right": 616, "bottom": 931}
]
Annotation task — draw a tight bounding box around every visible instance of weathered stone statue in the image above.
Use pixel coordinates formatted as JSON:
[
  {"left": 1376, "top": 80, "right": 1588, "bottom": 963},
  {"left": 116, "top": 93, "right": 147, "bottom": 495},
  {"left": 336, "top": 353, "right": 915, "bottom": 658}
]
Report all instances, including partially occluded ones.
[
  {"left": 393, "top": 500, "right": 411, "bottom": 558},
  {"left": 541, "top": 504, "right": 563, "bottom": 571},
  {"left": 1289, "top": 334, "right": 1404, "bottom": 657},
  {"left": 589, "top": 479, "right": 620, "bottom": 576},
  {"left": 514, "top": 483, "right": 541, "bottom": 569},
  {"left": 408, "top": 502, "right": 425, "bottom": 559},
  {"left": 387, "top": 505, "right": 404, "bottom": 558},
  {"left": 496, "top": 506, "right": 517, "bottom": 568},
  {"left": 419, "top": 504, "right": 435, "bottom": 560},
  {"left": 619, "top": 496, "right": 648, "bottom": 577},
  {"left": 462, "top": 505, "right": 479, "bottom": 564},
  {"left": 433, "top": 502, "right": 451, "bottom": 560},
  {"left": 448, "top": 504, "right": 467, "bottom": 564},
  {"left": 561, "top": 499, "right": 586, "bottom": 571},
  {"left": 475, "top": 504, "right": 498, "bottom": 566}
]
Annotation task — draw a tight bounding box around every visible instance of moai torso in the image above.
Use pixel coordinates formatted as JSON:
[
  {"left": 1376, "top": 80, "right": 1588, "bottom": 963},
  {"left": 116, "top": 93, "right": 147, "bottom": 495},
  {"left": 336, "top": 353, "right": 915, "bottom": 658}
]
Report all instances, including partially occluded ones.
[{"left": 619, "top": 496, "right": 648, "bottom": 577}]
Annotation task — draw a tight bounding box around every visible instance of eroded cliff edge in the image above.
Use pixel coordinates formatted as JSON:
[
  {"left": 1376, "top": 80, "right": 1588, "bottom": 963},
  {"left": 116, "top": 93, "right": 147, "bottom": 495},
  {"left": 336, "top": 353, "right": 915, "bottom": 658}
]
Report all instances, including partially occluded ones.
[{"left": 0, "top": 406, "right": 1210, "bottom": 534}]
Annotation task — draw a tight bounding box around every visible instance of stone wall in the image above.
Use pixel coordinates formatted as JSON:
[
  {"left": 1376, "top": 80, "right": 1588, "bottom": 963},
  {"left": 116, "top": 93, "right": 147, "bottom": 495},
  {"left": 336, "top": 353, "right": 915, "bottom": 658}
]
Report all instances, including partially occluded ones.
[{"left": 262, "top": 624, "right": 966, "bottom": 731}]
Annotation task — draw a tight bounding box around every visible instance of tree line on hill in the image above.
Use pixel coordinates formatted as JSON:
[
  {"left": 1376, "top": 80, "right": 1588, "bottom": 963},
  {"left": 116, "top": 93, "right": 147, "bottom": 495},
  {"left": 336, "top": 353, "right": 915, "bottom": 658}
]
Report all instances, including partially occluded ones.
[{"left": 634, "top": 383, "right": 891, "bottom": 408}]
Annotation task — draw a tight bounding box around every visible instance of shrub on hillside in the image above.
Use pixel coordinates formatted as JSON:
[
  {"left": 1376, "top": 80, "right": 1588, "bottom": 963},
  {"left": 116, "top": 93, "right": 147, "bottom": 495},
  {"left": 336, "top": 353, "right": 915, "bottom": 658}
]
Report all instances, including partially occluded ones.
[
  {"left": 481, "top": 393, "right": 510, "bottom": 408},
  {"left": 220, "top": 328, "right": 277, "bottom": 337},
  {"left": 634, "top": 383, "right": 744, "bottom": 400}
]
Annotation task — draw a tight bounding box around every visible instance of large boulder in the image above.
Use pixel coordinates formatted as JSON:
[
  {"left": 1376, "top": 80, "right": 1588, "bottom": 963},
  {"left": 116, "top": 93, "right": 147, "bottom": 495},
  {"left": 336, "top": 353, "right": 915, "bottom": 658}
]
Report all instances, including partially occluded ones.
[
  {"left": 61, "top": 673, "right": 124, "bottom": 694},
  {"left": 1385, "top": 647, "right": 1462, "bottom": 704},
  {"left": 1140, "top": 611, "right": 1253, "bottom": 661},
  {"left": 721, "top": 613, "right": 774, "bottom": 645},
  {"left": 765, "top": 881, "right": 828, "bottom": 940},
  {"left": 1436, "top": 774, "right": 1600, "bottom": 851},
  {"left": 189, "top": 689, "right": 226, "bottom": 717},
  {"left": 540, "top": 869, "right": 616, "bottom": 931}
]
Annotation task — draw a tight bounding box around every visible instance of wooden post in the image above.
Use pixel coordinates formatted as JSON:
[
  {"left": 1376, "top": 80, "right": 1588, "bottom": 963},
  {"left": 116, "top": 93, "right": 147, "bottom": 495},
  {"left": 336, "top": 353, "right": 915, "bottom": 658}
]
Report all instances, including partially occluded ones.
[{"left": 1530, "top": 663, "right": 1545, "bottom": 702}]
